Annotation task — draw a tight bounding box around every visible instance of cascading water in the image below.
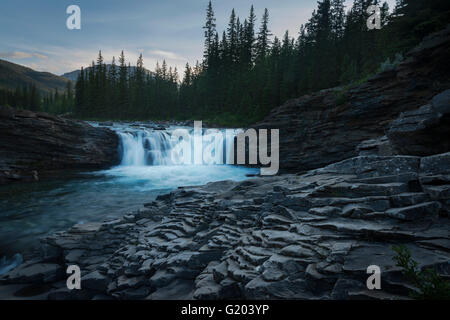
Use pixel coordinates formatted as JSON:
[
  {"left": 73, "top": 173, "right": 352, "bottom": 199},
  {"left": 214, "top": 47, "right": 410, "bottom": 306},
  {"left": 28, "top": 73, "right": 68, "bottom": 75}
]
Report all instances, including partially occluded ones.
[
  {"left": 119, "top": 131, "right": 146, "bottom": 166},
  {"left": 116, "top": 127, "right": 240, "bottom": 167},
  {"left": 0, "top": 123, "right": 258, "bottom": 275}
]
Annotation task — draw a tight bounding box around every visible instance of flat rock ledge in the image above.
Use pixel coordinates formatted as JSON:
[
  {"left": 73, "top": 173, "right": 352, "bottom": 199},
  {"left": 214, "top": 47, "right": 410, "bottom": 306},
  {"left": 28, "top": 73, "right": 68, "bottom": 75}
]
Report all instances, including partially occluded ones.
[{"left": 1, "top": 153, "right": 449, "bottom": 300}]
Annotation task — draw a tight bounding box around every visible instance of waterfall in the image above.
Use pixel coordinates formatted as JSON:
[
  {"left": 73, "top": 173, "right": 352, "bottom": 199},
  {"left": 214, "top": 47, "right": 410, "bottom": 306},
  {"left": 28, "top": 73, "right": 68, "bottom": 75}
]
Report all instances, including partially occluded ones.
[
  {"left": 119, "top": 132, "right": 146, "bottom": 166},
  {"left": 117, "top": 127, "right": 240, "bottom": 166}
]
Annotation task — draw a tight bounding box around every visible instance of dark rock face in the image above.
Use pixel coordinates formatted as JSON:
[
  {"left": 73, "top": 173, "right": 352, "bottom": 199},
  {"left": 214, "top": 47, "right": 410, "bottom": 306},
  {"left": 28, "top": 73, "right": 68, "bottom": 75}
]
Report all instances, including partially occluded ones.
[
  {"left": 0, "top": 153, "right": 448, "bottom": 300},
  {"left": 0, "top": 106, "right": 119, "bottom": 184},
  {"left": 255, "top": 25, "right": 450, "bottom": 172},
  {"left": 387, "top": 90, "right": 450, "bottom": 156}
]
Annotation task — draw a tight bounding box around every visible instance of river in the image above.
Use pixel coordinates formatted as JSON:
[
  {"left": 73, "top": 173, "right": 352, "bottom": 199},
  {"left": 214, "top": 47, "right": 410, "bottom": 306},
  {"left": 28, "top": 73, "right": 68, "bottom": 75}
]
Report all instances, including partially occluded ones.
[{"left": 0, "top": 122, "right": 258, "bottom": 274}]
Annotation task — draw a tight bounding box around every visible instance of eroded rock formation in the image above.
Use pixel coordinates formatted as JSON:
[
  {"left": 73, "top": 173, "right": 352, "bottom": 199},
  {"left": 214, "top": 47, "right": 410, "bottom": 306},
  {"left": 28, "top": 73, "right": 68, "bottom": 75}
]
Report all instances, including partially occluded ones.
[
  {"left": 0, "top": 107, "right": 119, "bottom": 184},
  {"left": 255, "top": 25, "right": 450, "bottom": 172},
  {"left": 0, "top": 152, "right": 448, "bottom": 299}
]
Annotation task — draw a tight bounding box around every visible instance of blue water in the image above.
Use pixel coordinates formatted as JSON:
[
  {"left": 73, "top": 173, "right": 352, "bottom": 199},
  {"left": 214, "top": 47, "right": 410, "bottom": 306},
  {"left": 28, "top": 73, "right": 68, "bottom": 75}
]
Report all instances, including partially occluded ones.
[
  {"left": 0, "top": 123, "right": 259, "bottom": 275},
  {"left": 0, "top": 164, "right": 258, "bottom": 257}
]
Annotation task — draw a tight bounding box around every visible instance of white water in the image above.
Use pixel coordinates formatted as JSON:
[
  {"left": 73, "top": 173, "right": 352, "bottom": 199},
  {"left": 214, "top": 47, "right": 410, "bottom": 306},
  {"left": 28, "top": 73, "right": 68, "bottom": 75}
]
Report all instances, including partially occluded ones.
[
  {"left": 116, "top": 126, "right": 242, "bottom": 167},
  {"left": 0, "top": 123, "right": 259, "bottom": 275},
  {"left": 101, "top": 125, "right": 259, "bottom": 190}
]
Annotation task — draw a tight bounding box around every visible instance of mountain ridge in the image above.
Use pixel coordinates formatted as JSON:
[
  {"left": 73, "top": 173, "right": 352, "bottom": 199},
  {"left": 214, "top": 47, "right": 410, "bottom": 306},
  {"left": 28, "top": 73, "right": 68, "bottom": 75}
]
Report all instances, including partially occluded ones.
[{"left": 0, "top": 59, "right": 69, "bottom": 94}]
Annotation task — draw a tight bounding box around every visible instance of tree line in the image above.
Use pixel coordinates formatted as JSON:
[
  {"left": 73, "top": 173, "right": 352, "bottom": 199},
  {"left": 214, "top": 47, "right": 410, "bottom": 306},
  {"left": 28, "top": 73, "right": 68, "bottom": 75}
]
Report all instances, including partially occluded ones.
[
  {"left": 0, "top": 82, "right": 74, "bottom": 115},
  {"left": 74, "top": 51, "right": 179, "bottom": 120},
  {"left": 2, "top": 0, "right": 449, "bottom": 126},
  {"left": 0, "top": 84, "right": 41, "bottom": 111},
  {"left": 179, "top": 0, "right": 450, "bottom": 125}
]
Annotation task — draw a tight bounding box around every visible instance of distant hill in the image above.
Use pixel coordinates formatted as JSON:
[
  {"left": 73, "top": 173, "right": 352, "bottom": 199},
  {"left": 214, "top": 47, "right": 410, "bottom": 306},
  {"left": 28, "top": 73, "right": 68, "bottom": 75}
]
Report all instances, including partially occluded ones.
[
  {"left": 0, "top": 59, "right": 69, "bottom": 94},
  {"left": 62, "top": 65, "right": 153, "bottom": 82}
]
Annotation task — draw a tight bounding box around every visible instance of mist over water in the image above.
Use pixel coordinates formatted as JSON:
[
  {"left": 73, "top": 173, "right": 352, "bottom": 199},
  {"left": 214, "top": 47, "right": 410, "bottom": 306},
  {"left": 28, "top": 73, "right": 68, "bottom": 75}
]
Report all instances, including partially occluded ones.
[{"left": 0, "top": 123, "right": 258, "bottom": 264}]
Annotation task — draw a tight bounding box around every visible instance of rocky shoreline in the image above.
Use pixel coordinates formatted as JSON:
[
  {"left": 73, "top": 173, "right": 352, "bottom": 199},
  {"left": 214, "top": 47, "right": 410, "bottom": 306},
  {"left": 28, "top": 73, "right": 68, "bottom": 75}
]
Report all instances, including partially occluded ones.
[{"left": 0, "top": 150, "right": 448, "bottom": 299}]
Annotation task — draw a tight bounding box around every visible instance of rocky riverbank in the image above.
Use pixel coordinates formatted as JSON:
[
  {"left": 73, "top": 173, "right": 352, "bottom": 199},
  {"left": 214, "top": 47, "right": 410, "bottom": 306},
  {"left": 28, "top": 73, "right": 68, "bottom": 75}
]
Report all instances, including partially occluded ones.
[
  {"left": 0, "top": 107, "right": 119, "bottom": 184},
  {"left": 255, "top": 25, "right": 450, "bottom": 172},
  {"left": 0, "top": 150, "right": 448, "bottom": 299}
]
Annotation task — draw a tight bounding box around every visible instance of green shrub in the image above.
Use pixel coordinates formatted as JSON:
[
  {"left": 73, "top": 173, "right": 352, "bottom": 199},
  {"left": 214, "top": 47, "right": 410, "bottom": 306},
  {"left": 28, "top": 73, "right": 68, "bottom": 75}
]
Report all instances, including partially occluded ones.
[{"left": 392, "top": 245, "right": 450, "bottom": 300}]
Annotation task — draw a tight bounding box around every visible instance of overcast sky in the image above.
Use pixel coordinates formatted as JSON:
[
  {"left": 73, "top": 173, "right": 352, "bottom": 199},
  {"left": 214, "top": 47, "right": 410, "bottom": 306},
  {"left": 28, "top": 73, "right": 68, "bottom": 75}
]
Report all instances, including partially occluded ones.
[{"left": 0, "top": 0, "right": 395, "bottom": 75}]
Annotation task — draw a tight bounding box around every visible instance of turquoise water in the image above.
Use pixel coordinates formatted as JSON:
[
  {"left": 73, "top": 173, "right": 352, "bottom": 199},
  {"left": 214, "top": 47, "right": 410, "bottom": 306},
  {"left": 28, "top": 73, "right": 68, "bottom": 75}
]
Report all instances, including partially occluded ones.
[
  {"left": 0, "top": 123, "right": 259, "bottom": 274},
  {"left": 0, "top": 164, "right": 258, "bottom": 257}
]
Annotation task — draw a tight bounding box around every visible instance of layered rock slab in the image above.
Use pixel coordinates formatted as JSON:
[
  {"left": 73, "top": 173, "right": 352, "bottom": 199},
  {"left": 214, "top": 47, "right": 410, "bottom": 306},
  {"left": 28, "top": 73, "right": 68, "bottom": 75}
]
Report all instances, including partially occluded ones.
[{"left": 1, "top": 154, "right": 448, "bottom": 300}]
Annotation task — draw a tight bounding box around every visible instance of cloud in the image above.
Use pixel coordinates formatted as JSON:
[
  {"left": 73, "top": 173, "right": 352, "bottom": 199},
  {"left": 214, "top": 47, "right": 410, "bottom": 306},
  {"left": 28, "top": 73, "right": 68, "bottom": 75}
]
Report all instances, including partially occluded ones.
[
  {"left": 0, "top": 51, "right": 48, "bottom": 59},
  {"left": 146, "top": 50, "right": 187, "bottom": 62},
  {"left": 0, "top": 51, "right": 32, "bottom": 59},
  {"left": 33, "top": 53, "right": 48, "bottom": 59}
]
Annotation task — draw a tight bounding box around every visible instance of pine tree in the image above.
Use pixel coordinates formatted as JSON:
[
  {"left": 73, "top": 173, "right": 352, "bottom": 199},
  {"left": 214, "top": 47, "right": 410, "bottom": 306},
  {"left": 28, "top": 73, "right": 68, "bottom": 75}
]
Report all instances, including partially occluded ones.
[
  {"left": 256, "top": 8, "right": 271, "bottom": 61},
  {"left": 75, "top": 67, "right": 85, "bottom": 116},
  {"left": 203, "top": 0, "right": 217, "bottom": 70},
  {"left": 29, "top": 84, "right": 40, "bottom": 112},
  {"left": 246, "top": 5, "right": 256, "bottom": 65},
  {"left": 331, "top": 0, "right": 346, "bottom": 40},
  {"left": 134, "top": 54, "right": 145, "bottom": 116},
  {"left": 118, "top": 50, "right": 128, "bottom": 118},
  {"left": 227, "top": 9, "right": 238, "bottom": 65},
  {"left": 162, "top": 60, "right": 168, "bottom": 80}
]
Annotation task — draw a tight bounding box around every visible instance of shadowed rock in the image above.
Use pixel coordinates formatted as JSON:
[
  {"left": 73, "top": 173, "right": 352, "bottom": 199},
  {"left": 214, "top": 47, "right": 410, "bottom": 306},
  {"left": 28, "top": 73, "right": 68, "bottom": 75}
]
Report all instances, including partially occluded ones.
[
  {"left": 254, "top": 26, "right": 450, "bottom": 172},
  {"left": 0, "top": 106, "right": 119, "bottom": 184}
]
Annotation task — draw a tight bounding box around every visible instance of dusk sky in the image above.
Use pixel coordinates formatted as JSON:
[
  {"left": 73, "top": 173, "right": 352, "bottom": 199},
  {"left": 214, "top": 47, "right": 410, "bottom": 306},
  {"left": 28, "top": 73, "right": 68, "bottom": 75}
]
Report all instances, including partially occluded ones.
[{"left": 0, "top": 0, "right": 395, "bottom": 76}]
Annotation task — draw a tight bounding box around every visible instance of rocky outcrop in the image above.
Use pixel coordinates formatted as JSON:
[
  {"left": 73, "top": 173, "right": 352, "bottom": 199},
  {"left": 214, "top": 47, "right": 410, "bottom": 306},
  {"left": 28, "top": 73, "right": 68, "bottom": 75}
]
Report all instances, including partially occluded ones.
[
  {"left": 255, "top": 25, "right": 450, "bottom": 172},
  {"left": 386, "top": 90, "right": 450, "bottom": 156},
  {"left": 0, "top": 153, "right": 448, "bottom": 300},
  {"left": 0, "top": 106, "right": 120, "bottom": 184}
]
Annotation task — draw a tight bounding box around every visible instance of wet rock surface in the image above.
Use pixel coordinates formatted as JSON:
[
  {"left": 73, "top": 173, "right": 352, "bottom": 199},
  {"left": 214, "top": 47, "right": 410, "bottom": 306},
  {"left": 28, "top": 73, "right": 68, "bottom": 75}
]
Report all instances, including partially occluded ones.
[
  {"left": 1, "top": 153, "right": 448, "bottom": 300},
  {"left": 0, "top": 106, "right": 119, "bottom": 184}
]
